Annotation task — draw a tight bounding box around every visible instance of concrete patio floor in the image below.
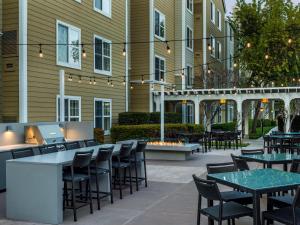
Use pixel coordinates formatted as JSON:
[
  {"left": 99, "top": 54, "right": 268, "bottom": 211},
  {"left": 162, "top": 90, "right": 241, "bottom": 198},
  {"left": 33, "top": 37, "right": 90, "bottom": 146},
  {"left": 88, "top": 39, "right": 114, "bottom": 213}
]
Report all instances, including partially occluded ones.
[{"left": 0, "top": 139, "right": 280, "bottom": 225}]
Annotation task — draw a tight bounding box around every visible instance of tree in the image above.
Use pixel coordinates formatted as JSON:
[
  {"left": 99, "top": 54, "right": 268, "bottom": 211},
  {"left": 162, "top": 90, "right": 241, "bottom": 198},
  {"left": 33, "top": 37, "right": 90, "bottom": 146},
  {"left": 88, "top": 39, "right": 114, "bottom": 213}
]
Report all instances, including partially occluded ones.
[{"left": 230, "top": 0, "right": 300, "bottom": 133}]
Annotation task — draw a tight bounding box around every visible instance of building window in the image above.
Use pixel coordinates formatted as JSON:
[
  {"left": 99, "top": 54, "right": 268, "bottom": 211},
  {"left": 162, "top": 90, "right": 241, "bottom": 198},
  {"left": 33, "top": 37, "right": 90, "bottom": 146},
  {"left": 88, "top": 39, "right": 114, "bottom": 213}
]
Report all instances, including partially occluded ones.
[
  {"left": 186, "top": 65, "right": 193, "bottom": 88},
  {"left": 186, "top": 26, "right": 193, "bottom": 50},
  {"left": 186, "top": 103, "right": 194, "bottom": 124},
  {"left": 217, "top": 41, "right": 221, "bottom": 59},
  {"left": 94, "top": 0, "right": 111, "bottom": 17},
  {"left": 228, "top": 105, "right": 234, "bottom": 122},
  {"left": 155, "top": 56, "right": 166, "bottom": 81},
  {"left": 94, "top": 35, "right": 112, "bottom": 75},
  {"left": 229, "top": 54, "right": 233, "bottom": 69},
  {"left": 57, "top": 96, "right": 81, "bottom": 122},
  {"left": 57, "top": 21, "right": 81, "bottom": 69},
  {"left": 154, "top": 10, "right": 165, "bottom": 40},
  {"left": 94, "top": 99, "right": 112, "bottom": 135},
  {"left": 187, "top": 0, "right": 193, "bottom": 13},
  {"left": 210, "top": 1, "right": 215, "bottom": 24},
  {"left": 210, "top": 36, "right": 216, "bottom": 57},
  {"left": 217, "top": 10, "right": 222, "bottom": 30}
]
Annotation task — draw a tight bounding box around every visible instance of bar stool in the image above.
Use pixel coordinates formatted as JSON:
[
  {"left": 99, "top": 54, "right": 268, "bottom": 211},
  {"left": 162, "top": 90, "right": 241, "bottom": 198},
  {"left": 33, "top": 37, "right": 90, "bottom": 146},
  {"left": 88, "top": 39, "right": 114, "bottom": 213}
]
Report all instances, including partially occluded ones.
[
  {"left": 64, "top": 141, "right": 81, "bottom": 150},
  {"left": 84, "top": 139, "right": 99, "bottom": 147},
  {"left": 63, "top": 150, "right": 94, "bottom": 222},
  {"left": 89, "top": 146, "right": 114, "bottom": 210},
  {"left": 11, "top": 147, "right": 34, "bottom": 159},
  {"left": 39, "top": 144, "right": 58, "bottom": 155}
]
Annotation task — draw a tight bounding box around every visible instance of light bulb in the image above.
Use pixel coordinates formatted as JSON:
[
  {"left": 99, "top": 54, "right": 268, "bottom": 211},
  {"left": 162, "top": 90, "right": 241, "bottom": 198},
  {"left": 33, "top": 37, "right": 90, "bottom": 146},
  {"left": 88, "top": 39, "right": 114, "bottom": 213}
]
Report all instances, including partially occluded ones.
[{"left": 246, "top": 42, "right": 251, "bottom": 48}]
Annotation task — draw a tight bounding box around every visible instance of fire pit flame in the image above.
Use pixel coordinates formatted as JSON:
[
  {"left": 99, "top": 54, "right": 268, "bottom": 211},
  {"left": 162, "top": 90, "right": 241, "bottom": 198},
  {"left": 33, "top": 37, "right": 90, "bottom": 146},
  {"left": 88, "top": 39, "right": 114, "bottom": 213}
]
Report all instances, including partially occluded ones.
[{"left": 147, "top": 141, "right": 184, "bottom": 146}]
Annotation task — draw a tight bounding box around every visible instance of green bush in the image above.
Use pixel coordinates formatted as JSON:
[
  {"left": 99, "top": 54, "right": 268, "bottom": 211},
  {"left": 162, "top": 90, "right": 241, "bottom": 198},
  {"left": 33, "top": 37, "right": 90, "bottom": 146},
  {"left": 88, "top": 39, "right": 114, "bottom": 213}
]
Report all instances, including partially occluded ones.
[
  {"left": 248, "top": 119, "right": 276, "bottom": 129},
  {"left": 211, "top": 122, "right": 237, "bottom": 131},
  {"left": 118, "top": 112, "right": 182, "bottom": 125},
  {"left": 111, "top": 123, "right": 204, "bottom": 142},
  {"left": 94, "top": 128, "right": 104, "bottom": 144}
]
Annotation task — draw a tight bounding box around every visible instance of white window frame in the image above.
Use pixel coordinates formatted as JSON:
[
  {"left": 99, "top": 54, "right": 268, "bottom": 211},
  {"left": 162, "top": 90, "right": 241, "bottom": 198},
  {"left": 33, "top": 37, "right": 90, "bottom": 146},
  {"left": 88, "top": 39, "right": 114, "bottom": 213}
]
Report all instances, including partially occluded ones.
[
  {"left": 217, "top": 41, "right": 222, "bottom": 60},
  {"left": 210, "top": 1, "right": 215, "bottom": 24},
  {"left": 187, "top": 0, "right": 193, "bottom": 14},
  {"left": 94, "top": 98, "right": 112, "bottom": 135},
  {"left": 56, "top": 95, "right": 82, "bottom": 122},
  {"left": 210, "top": 35, "right": 216, "bottom": 57},
  {"left": 154, "top": 55, "right": 166, "bottom": 81},
  {"left": 227, "top": 105, "right": 234, "bottom": 122},
  {"left": 154, "top": 9, "right": 166, "bottom": 41},
  {"left": 94, "top": 34, "right": 112, "bottom": 76},
  {"left": 93, "top": 0, "right": 112, "bottom": 18},
  {"left": 74, "top": 0, "right": 81, "bottom": 3},
  {"left": 186, "top": 103, "right": 195, "bottom": 124},
  {"left": 186, "top": 64, "right": 194, "bottom": 88},
  {"left": 217, "top": 10, "right": 222, "bottom": 31},
  {"left": 56, "top": 20, "right": 81, "bottom": 70},
  {"left": 186, "top": 26, "right": 193, "bottom": 51}
]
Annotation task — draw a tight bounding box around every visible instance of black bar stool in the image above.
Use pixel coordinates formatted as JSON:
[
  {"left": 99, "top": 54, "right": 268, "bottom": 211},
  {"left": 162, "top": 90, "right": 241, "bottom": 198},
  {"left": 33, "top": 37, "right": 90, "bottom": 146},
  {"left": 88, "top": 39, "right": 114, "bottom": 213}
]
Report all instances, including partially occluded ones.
[
  {"left": 63, "top": 150, "right": 94, "bottom": 222},
  {"left": 39, "top": 144, "right": 58, "bottom": 155},
  {"left": 11, "top": 147, "right": 34, "bottom": 159},
  {"left": 84, "top": 139, "right": 99, "bottom": 147},
  {"left": 64, "top": 141, "right": 81, "bottom": 150}
]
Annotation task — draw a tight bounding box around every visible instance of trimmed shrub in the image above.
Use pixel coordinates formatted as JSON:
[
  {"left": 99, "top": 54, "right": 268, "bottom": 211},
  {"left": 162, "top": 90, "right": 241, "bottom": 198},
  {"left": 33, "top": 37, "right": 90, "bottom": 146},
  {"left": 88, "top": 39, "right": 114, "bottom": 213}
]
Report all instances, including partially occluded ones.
[
  {"left": 111, "top": 123, "right": 204, "bottom": 142},
  {"left": 118, "top": 112, "right": 182, "bottom": 125},
  {"left": 211, "top": 122, "right": 237, "bottom": 131},
  {"left": 94, "top": 128, "right": 104, "bottom": 144}
]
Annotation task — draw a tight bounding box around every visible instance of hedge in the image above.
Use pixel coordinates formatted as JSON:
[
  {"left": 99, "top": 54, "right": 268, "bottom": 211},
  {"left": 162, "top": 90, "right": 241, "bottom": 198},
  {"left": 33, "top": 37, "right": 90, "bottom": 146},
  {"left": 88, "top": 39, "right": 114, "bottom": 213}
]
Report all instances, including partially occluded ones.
[
  {"left": 248, "top": 119, "right": 276, "bottom": 128},
  {"left": 94, "top": 128, "right": 104, "bottom": 144},
  {"left": 118, "top": 112, "right": 182, "bottom": 125},
  {"left": 111, "top": 123, "right": 204, "bottom": 142},
  {"left": 211, "top": 122, "right": 237, "bottom": 131}
]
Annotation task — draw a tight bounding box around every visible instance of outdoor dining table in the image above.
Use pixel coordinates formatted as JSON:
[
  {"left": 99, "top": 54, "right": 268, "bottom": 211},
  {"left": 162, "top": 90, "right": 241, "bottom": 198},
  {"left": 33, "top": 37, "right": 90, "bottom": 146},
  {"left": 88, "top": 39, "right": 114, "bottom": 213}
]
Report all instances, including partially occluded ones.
[
  {"left": 269, "top": 134, "right": 300, "bottom": 153},
  {"left": 6, "top": 144, "right": 121, "bottom": 224},
  {"left": 207, "top": 169, "right": 300, "bottom": 225},
  {"left": 239, "top": 153, "right": 300, "bottom": 171}
]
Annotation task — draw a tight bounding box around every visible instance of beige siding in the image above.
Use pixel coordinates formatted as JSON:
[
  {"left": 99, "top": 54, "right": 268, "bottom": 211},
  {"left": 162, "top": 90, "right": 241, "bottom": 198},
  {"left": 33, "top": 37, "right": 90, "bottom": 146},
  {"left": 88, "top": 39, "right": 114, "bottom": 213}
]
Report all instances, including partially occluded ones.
[
  {"left": 27, "top": 0, "right": 127, "bottom": 125},
  {"left": 2, "top": 0, "right": 19, "bottom": 122},
  {"left": 130, "top": 0, "right": 150, "bottom": 112},
  {"left": 0, "top": 0, "right": 2, "bottom": 122}
]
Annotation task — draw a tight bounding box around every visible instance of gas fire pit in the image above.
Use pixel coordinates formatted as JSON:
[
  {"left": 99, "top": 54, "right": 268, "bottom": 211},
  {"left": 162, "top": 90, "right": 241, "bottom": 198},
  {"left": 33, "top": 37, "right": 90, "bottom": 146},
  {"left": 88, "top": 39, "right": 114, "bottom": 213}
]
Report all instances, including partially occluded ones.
[{"left": 145, "top": 141, "right": 200, "bottom": 161}]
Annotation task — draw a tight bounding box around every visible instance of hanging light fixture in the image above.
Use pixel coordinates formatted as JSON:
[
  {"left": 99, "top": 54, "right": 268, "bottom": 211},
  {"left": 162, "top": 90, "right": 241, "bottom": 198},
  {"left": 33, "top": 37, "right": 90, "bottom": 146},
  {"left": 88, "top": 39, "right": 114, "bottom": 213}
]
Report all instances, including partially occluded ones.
[
  {"left": 220, "top": 99, "right": 226, "bottom": 105},
  {"left": 165, "top": 41, "right": 171, "bottom": 54},
  {"left": 207, "top": 67, "right": 211, "bottom": 74},
  {"left": 261, "top": 98, "right": 269, "bottom": 104},
  {"left": 39, "top": 44, "right": 43, "bottom": 58},
  {"left": 122, "top": 43, "right": 126, "bottom": 56},
  {"left": 82, "top": 44, "right": 86, "bottom": 58}
]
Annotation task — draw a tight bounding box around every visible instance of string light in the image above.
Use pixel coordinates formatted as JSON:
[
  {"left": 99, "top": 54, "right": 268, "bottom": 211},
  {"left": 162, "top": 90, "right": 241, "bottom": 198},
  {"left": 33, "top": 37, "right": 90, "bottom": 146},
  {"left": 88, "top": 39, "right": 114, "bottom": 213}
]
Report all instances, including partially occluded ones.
[
  {"left": 93, "top": 77, "right": 96, "bottom": 85},
  {"left": 78, "top": 76, "right": 82, "bottom": 83},
  {"left": 82, "top": 44, "right": 86, "bottom": 58},
  {"left": 166, "top": 41, "right": 171, "bottom": 54},
  {"left": 110, "top": 80, "right": 114, "bottom": 87},
  {"left": 298, "top": 78, "right": 300, "bottom": 82},
  {"left": 233, "top": 63, "right": 238, "bottom": 68},
  {"left": 288, "top": 38, "right": 292, "bottom": 44},
  {"left": 122, "top": 43, "right": 126, "bottom": 56},
  {"left": 207, "top": 67, "right": 211, "bottom": 74},
  {"left": 142, "top": 75, "right": 144, "bottom": 84},
  {"left": 89, "top": 77, "right": 92, "bottom": 85},
  {"left": 68, "top": 75, "right": 73, "bottom": 81},
  {"left": 181, "top": 69, "right": 185, "bottom": 79},
  {"left": 107, "top": 78, "right": 110, "bottom": 86},
  {"left": 151, "top": 84, "right": 154, "bottom": 91},
  {"left": 246, "top": 42, "right": 251, "bottom": 48},
  {"left": 265, "top": 54, "right": 269, "bottom": 60},
  {"left": 293, "top": 78, "right": 296, "bottom": 82},
  {"left": 208, "top": 44, "right": 212, "bottom": 51},
  {"left": 130, "top": 85, "right": 134, "bottom": 90},
  {"left": 39, "top": 44, "right": 43, "bottom": 58},
  {"left": 123, "top": 77, "right": 126, "bottom": 86}
]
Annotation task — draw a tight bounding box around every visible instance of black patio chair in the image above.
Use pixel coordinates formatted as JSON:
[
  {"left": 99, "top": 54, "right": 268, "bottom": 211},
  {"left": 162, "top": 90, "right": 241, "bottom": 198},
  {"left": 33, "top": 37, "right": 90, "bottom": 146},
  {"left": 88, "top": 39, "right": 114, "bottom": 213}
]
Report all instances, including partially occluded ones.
[
  {"left": 64, "top": 141, "right": 81, "bottom": 150},
  {"left": 231, "top": 154, "right": 250, "bottom": 171},
  {"left": 193, "top": 174, "right": 253, "bottom": 225},
  {"left": 63, "top": 150, "right": 94, "bottom": 221},
  {"left": 241, "top": 149, "right": 264, "bottom": 155},
  {"left": 39, "top": 144, "right": 58, "bottom": 155},
  {"left": 267, "top": 159, "right": 300, "bottom": 210},
  {"left": 263, "top": 187, "right": 300, "bottom": 225},
  {"left": 84, "top": 139, "right": 99, "bottom": 147},
  {"left": 206, "top": 162, "right": 253, "bottom": 205},
  {"left": 11, "top": 147, "right": 34, "bottom": 159}
]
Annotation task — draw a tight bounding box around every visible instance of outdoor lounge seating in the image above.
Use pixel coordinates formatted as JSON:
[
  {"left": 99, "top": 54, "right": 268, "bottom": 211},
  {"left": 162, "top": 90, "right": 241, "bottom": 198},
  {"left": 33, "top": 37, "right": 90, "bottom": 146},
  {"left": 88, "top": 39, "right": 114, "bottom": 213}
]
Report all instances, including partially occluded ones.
[
  {"left": 231, "top": 154, "right": 250, "bottom": 171},
  {"left": 193, "top": 174, "right": 253, "bottom": 225}
]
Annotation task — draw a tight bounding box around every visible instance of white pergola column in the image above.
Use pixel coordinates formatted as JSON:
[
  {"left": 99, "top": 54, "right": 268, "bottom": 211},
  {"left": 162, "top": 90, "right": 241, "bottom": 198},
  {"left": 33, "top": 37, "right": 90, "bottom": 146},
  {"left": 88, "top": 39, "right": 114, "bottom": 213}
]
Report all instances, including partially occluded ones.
[
  {"left": 59, "top": 70, "right": 65, "bottom": 122},
  {"left": 160, "top": 85, "right": 165, "bottom": 142},
  {"left": 194, "top": 99, "right": 200, "bottom": 125},
  {"left": 244, "top": 102, "right": 249, "bottom": 137},
  {"left": 284, "top": 99, "right": 291, "bottom": 132},
  {"left": 236, "top": 100, "right": 243, "bottom": 132}
]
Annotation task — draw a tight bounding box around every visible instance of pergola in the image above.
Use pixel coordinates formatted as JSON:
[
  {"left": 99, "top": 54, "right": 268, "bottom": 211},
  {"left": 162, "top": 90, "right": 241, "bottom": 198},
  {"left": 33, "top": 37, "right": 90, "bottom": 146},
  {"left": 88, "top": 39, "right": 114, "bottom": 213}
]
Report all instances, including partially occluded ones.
[{"left": 153, "top": 86, "right": 300, "bottom": 136}]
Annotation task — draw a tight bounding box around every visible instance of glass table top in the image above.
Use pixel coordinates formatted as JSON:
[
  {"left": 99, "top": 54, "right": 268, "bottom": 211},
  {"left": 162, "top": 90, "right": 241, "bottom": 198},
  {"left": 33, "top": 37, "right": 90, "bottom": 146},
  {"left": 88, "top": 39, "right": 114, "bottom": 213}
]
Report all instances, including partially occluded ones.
[
  {"left": 208, "top": 169, "right": 300, "bottom": 191},
  {"left": 239, "top": 153, "right": 300, "bottom": 162}
]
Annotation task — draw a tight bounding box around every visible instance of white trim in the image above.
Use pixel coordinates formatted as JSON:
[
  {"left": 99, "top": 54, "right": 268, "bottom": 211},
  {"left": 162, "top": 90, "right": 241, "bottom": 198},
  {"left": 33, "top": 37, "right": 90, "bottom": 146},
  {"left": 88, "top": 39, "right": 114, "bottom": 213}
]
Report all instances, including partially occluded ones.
[
  {"left": 210, "top": 1, "right": 215, "bottom": 24},
  {"left": 186, "top": 25, "right": 193, "bottom": 52},
  {"left": 93, "top": 34, "right": 112, "bottom": 76},
  {"left": 186, "top": 64, "right": 194, "bottom": 89},
  {"left": 94, "top": 98, "right": 112, "bottom": 135},
  {"left": 154, "top": 9, "right": 166, "bottom": 41},
  {"left": 56, "top": 20, "right": 81, "bottom": 70},
  {"left": 210, "top": 35, "right": 216, "bottom": 57},
  {"left": 217, "top": 41, "right": 222, "bottom": 61},
  {"left": 149, "top": 0, "right": 154, "bottom": 112},
  {"left": 217, "top": 9, "right": 222, "bottom": 31},
  {"left": 93, "top": 0, "right": 112, "bottom": 18},
  {"left": 74, "top": 0, "right": 81, "bottom": 3},
  {"left": 154, "top": 55, "right": 166, "bottom": 81},
  {"left": 186, "top": 0, "right": 193, "bottom": 14},
  {"left": 56, "top": 95, "right": 82, "bottom": 122},
  {"left": 19, "top": 0, "right": 28, "bottom": 123}
]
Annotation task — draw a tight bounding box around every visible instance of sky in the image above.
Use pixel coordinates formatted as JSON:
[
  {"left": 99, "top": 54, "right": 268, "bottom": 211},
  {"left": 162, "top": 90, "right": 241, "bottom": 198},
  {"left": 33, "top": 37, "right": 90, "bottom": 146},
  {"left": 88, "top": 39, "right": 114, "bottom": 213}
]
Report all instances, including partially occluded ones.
[{"left": 226, "top": 0, "right": 300, "bottom": 15}]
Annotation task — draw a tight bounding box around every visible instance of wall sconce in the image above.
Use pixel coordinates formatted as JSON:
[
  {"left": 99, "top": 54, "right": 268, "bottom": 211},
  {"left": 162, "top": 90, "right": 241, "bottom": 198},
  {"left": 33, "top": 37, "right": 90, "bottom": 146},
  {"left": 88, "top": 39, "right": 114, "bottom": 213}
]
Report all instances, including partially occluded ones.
[{"left": 6, "top": 125, "right": 13, "bottom": 132}]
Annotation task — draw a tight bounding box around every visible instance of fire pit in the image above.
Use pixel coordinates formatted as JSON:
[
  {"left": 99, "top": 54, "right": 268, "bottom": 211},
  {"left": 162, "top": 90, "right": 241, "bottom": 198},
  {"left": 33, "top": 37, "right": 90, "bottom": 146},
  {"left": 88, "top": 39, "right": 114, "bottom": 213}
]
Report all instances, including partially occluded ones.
[{"left": 145, "top": 141, "right": 200, "bottom": 161}]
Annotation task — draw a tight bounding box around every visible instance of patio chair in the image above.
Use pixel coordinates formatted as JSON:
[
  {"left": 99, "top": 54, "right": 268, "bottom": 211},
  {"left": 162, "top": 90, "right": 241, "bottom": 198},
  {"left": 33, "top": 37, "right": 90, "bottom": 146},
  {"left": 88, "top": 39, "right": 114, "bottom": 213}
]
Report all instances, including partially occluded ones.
[
  {"left": 64, "top": 141, "right": 81, "bottom": 150},
  {"left": 11, "top": 147, "right": 34, "bottom": 159},
  {"left": 193, "top": 174, "right": 253, "bottom": 225},
  {"left": 84, "top": 139, "right": 99, "bottom": 147},
  {"left": 241, "top": 149, "right": 264, "bottom": 155},
  {"left": 112, "top": 142, "right": 134, "bottom": 199},
  {"left": 63, "top": 150, "right": 94, "bottom": 222},
  {"left": 267, "top": 159, "right": 300, "bottom": 210},
  {"left": 206, "top": 162, "right": 253, "bottom": 205},
  {"left": 263, "top": 187, "right": 300, "bottom": 225},
  {"left": 231, "top": 154, "right": 250, "bottom": 171},
  {"left": 39, "top": 144, "right": 58, "bottom": 155}
]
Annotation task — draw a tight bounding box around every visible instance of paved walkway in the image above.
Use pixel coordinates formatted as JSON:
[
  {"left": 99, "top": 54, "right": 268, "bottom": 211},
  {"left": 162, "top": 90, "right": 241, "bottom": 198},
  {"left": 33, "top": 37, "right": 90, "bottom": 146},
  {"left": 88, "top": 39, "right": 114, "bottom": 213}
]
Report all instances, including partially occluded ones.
[{"left": 0, "top": 139, "right": 272, "bottom": 225}]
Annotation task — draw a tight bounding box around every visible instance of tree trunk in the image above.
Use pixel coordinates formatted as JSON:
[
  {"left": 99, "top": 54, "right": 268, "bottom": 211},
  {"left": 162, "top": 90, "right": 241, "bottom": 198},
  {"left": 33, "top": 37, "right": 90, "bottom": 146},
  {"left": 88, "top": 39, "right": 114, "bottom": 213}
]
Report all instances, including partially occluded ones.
[{"left": 251, "top": 101, "right": 262, "bottom": 133}]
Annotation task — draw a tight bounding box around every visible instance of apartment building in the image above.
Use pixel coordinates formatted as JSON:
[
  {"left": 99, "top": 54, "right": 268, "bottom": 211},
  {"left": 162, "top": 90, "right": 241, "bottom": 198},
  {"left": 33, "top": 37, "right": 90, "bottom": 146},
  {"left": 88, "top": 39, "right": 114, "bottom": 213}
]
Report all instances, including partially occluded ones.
[
  {"left": 194, "top": 0, "right": 226, "bottom": 89},
  {"left": 130, "top": 0, "right": 194, "bottom": 113},
  {"left": 1, "top": 0, "right": 129, "bottom": 135}
]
